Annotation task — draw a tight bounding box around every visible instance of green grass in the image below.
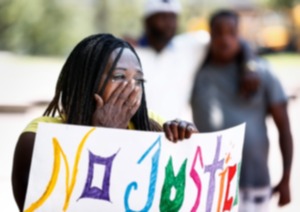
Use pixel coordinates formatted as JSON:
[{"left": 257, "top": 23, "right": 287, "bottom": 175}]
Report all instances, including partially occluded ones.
[
  {"left": 263, "top": 53, "right": 300, "bottom": 68},
  {"left": 261, "top": 53, "right": 300, "bottom": 89}
]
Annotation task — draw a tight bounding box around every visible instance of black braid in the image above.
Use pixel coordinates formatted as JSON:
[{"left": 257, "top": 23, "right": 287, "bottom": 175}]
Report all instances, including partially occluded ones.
[{"left": 44, "top": 34, "right": 162, "bottom": 131}]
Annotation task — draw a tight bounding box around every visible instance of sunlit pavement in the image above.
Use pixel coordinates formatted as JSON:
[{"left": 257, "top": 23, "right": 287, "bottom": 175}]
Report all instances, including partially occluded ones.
[{"left": 0, "top": 52, "right": 299, "bottom": 211}]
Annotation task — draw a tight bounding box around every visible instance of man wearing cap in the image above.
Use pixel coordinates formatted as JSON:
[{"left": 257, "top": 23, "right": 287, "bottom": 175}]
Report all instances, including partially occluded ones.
[
  {"left": 134, "top": 0, "right": 209, "bottom": 121},
  {"left": 139, "top": 0, "right": 181, "bottom": 53}
]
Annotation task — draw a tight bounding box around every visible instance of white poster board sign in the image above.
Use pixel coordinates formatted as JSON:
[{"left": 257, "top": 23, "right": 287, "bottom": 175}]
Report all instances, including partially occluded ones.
[{"left": 24, "top": 123, "right": 245, "bottom": 212}]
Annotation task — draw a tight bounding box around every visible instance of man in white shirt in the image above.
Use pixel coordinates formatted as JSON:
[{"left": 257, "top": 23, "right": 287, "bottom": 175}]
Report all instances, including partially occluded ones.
[{"left": 134, "top": 0, "right": 209, "bottom": 121}]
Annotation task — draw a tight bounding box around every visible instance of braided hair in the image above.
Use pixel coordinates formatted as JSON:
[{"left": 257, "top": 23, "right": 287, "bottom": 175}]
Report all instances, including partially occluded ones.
[{"left": 44, "top": 34, "right": 161, "bottom": 131}]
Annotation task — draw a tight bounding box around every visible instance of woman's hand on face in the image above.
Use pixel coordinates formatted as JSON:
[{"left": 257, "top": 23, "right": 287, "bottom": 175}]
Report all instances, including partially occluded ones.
[
  {"left": 92, "top": 80, "right": 141, "bottom": 129},
  {"left": 163, "top": 119, "right": 199, "bottom": 143}
]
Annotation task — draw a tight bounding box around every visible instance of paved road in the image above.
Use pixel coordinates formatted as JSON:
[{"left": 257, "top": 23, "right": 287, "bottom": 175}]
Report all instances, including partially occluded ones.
[{"left": 0, "top": 52, "right": 299, "bottom": 211}]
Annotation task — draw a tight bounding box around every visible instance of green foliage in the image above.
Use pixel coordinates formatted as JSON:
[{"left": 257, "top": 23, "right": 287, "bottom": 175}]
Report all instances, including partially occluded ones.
[
  {"left": 94, "top": 0, "right": 143, "bottom": 37},
  {"left": 267, "top": 0, "right": 300, "bottom": 8},
  {"left": 2, "top": 0, "right": 261, "bottom": 55},
  {"left": 0, "top": 0, "right": 95, "bottom": 55},
  {"left": 0, "top": 0, "right": 146, "bottom": 55}
]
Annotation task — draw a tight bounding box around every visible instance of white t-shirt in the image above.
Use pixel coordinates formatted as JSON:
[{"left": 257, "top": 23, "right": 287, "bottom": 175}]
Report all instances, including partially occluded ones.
[{"left": 135, "top": 31, "right": 209, "bottom": 121}]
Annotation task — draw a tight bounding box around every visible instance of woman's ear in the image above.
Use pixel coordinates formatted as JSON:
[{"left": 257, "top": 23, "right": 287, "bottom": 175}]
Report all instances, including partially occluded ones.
[{"left": 94, "top": 94, "right": 104, "bottom": 109}]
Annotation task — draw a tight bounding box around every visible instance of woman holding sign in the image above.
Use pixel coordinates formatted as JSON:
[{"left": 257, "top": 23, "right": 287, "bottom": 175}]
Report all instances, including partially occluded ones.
[{"left": 12, "top": 34, "right": 198, "bottom": 211}]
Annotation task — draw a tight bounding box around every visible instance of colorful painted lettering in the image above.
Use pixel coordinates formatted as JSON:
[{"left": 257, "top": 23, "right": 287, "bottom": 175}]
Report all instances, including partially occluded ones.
[
  {"left": 160, "top": 157, "right": 187, "bottom": 212},
  {"left": 79, "top": 150, "right": 118, "bottom": 201},
  {"left": 124, "top": 136, "right": 161, "bottom": 212}
]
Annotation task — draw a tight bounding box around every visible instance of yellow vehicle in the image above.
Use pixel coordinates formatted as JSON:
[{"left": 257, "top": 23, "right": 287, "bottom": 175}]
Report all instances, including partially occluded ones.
[{"left": 186, "top": 4, "right": 300, "bottom": 53}]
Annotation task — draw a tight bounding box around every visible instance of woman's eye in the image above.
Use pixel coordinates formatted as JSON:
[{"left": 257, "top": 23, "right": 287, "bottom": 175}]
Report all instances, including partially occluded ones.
[
  {"left": 112, "top": 75, "right": 125, "bottom": 81},
  {"left": 135, "top": 79, "right": 146, "bottom": 86}
]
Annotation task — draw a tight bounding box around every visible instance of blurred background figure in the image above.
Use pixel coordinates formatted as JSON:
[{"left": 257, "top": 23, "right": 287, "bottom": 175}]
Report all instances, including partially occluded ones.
[
  {"left": 133, "top": 0, "right": 209, "bottom": 121},
  {"left": 138, "top": 0, "right": 182, "bottom": 53},
  {"left": 191, "top": 10, "right": 293, "bottom": 212}
]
